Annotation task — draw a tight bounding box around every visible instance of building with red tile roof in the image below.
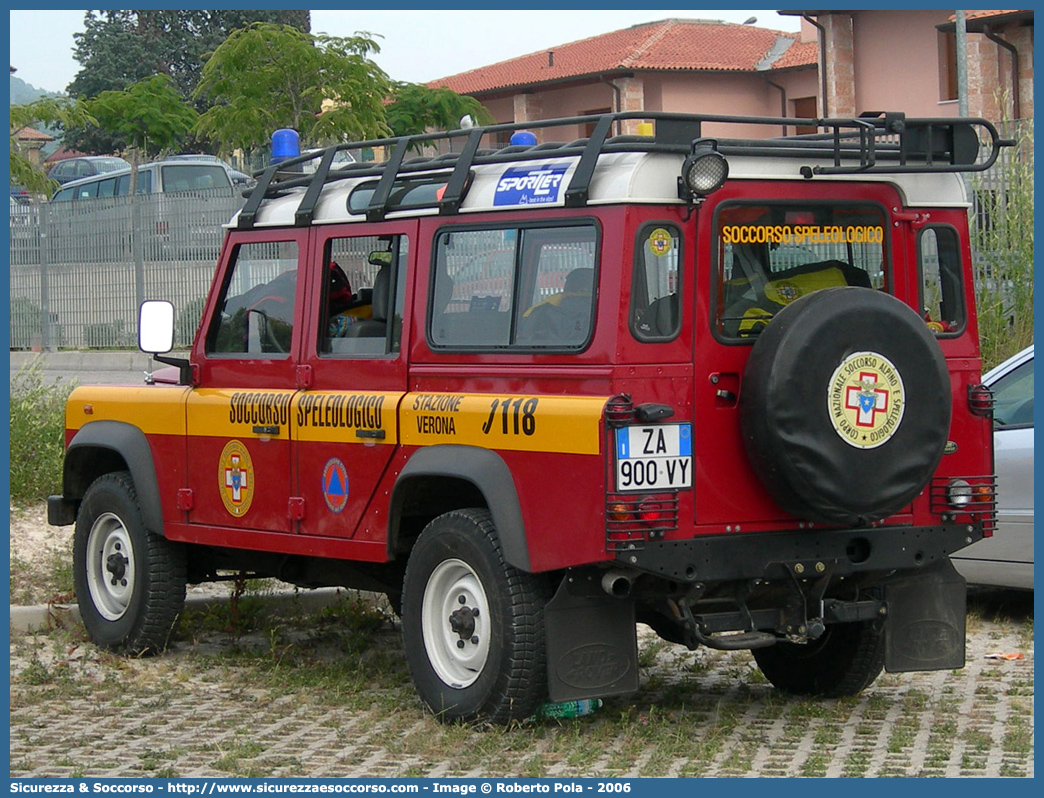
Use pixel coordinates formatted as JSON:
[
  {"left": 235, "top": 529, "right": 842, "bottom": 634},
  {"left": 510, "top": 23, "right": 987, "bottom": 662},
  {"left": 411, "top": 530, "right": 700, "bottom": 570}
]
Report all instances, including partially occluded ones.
[
  {"left": 428, "top": 19, "right": 819, "bottom": 141},
  {"left": 782, "top": 10, "right": 1033, "bottom": 124},
  {"left": 11, "top": 126, "right": 55, "bottom": 166}
]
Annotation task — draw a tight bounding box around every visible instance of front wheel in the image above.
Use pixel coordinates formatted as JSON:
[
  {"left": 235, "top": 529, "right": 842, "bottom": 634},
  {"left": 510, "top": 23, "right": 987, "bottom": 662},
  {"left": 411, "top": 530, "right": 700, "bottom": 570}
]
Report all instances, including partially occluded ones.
[
  {"left": 401, "top": 509, "right": 548, "bottom": 724},
  {"left": 752, "top": 620, "right": 885, "bottom": 697},
  {"left": 73, "top": 471, "right": 187, "bottom": 654}
]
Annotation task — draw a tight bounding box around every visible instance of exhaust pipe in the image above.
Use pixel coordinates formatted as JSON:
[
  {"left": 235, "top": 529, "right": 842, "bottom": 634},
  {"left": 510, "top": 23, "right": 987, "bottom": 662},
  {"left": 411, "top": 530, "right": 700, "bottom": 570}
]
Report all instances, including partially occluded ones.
[{"left": 601, "top": 570, "right": 633, "bottom": 597}]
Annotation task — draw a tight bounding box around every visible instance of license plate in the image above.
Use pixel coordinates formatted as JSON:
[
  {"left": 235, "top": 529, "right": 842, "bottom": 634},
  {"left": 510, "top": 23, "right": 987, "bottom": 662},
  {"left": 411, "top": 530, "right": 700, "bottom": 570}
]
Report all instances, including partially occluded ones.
[{"left": 614, "top": 423, "right": 692, "bottom": 492}]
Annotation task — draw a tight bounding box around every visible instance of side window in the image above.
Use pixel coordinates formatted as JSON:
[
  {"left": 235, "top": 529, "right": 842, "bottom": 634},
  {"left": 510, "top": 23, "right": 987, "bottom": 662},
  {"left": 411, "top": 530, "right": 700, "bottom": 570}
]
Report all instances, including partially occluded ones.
[
  {"left": 632, "top": 225, "right": 681, "bottom": 341},
  {"left": 75, "top": 182, "right": 99, "bottom": 200},
  {"left": 714, "top": 204, "right": 886, "bottom": 339},
  {"left": 321, "top": 234, "right": 408, "bottom": 356},
  {"left": 136, "top": 170, "right": 152, "bottom": 194},
  {"left": 207, "top": 241, "right": 299, "bottom": 357},
  {"left": 919, "top": 226, "right": 964, "bottom": 335},
  {"left": 96, "top": 178, "right": 116, "bottom": 198},
  {"left": 991, "top": 360, "right": 1034, "bottom": 428},
  {"left": 430, "top": 224, "right": 598, "bottom": 350},
  {"left": 161, "top": 164, "right": 229, "bottom": 191}
]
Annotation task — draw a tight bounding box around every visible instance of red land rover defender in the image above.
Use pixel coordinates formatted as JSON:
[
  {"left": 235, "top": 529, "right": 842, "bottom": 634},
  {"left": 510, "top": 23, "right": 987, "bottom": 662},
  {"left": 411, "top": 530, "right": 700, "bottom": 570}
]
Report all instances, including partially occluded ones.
[{"left": 49, "top": 112, "right": 1009, "bottom": 723}]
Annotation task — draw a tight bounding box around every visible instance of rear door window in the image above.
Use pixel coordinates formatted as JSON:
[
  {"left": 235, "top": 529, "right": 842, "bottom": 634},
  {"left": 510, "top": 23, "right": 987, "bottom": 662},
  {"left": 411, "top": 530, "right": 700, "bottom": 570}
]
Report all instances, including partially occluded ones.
[{"left": 714, "top": 203, "right": 887, "bottom": 339}]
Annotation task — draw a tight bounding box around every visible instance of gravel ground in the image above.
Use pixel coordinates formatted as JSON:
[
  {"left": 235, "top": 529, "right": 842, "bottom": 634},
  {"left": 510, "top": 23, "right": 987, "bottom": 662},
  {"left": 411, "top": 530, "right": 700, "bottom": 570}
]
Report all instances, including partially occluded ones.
[{"left": 8, "top": 504, "right": 1035, "bottom": 779}]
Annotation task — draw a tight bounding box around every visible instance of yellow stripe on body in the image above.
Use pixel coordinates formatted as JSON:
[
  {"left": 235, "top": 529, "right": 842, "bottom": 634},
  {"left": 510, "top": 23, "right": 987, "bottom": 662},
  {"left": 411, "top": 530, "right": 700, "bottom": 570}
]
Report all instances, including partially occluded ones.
[
  {"left": 66, "top": 385, "right": 190, "bottom": 434},
  {"left": 188, "top": 389, "right": 297, "bottom": 438},
  {"left": 401, "top": 393, "right": 606, "bottom": 455},
  {"left": 295, "top": 391, "right": 401, "bottom": 443}
]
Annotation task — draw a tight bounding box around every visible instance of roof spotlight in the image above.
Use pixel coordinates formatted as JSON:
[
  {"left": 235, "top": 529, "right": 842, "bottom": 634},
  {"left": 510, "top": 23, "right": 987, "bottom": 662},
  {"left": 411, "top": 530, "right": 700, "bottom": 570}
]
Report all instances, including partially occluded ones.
[{"left": 680, "top": 139, "right": 729, "bottom": 199}]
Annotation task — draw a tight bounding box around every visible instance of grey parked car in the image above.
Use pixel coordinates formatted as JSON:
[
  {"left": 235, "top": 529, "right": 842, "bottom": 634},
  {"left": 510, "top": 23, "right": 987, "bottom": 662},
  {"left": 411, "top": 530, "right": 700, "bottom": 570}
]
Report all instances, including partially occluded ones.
[
  {"left": 952, "top": 345, "right": 1034, "bottom": 589},
  {"left": 48, "top": 156, "right": 131, "bottom": 185}
]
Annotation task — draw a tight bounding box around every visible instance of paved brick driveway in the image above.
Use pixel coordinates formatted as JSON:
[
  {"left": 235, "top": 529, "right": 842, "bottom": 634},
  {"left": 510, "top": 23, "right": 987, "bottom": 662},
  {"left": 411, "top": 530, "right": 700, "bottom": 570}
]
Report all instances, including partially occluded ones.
[{"left": 9, "top": 591, "right": 1033, "bottom": 779}]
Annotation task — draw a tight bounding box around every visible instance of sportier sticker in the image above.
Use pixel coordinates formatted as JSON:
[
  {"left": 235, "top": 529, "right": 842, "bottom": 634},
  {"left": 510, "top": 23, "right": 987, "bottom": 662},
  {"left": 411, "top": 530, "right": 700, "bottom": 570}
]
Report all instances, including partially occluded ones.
[
  {"left": 218, "top": 440, "right": 254, "bottom": 517},
  {"left": 827, "top": 352, "right": 906, "bottom": 449}
]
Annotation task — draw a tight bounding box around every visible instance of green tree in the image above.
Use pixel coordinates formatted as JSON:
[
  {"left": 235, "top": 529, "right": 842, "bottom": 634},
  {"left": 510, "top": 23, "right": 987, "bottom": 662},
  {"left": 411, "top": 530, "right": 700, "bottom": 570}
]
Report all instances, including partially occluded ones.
[
  {"left": 65, "top": 10, "right": 311, "bottom": 154},
  {"left": 385, "top": 83, "right": 494, "bottom": 139},
  {"left": 10, "top": 98, "right": 95, "bottom": 195},
  {"left": 194, "top": 23, "right": 391, "bottom": 153},
  {"left": 87, "top": 75, "right": 198, "bottom": 173}
]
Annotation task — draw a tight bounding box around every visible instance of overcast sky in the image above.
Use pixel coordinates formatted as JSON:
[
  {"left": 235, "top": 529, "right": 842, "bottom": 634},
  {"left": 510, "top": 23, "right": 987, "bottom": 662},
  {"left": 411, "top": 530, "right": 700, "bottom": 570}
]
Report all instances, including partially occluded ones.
[{"left": 9, "top": 9, "right": 802, "bottom": 95}]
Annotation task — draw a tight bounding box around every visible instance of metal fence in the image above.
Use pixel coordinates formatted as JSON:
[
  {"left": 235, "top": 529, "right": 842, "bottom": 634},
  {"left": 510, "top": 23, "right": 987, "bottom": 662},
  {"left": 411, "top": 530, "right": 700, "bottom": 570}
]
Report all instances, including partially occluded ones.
[
  {"left": 10, "top": 191, "right": 245, "bottom": 349},
  {"left": 9, "top": 124, "right": 1032, "bottom": 351}
]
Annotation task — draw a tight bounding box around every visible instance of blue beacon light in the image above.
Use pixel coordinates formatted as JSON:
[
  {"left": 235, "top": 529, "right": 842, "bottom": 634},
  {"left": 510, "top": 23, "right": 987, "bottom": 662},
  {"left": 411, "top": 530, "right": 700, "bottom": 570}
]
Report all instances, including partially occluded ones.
[{"left": 271, "top": 129, "right": 300, "bottom": 164}]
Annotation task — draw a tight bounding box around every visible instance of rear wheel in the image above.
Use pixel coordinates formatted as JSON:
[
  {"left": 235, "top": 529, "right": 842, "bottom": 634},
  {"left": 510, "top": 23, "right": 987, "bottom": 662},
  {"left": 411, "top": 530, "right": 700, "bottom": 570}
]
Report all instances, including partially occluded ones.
[
  {"left": 401, "top": 509, "right": 548, "bottom": 723},
  {"left": 73, "top": 471, "right": 186, "bottom": 654},
  {"left": 752, "top": 620, "right": 885, "bottom": 697}
]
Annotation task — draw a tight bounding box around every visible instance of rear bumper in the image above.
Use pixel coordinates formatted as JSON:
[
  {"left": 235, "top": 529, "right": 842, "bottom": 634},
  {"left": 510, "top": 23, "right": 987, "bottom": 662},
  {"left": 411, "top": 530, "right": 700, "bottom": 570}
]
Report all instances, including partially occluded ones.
[{"left": 618, "top": 523, "right": 984, "bottom": 584}]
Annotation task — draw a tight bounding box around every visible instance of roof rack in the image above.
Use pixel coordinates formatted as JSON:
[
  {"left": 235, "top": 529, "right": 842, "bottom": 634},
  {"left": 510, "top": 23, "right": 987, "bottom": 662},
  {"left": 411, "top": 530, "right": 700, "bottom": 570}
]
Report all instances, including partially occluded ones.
[{"left": 237, "top": 111, "right": 1015, "bottom": 229}]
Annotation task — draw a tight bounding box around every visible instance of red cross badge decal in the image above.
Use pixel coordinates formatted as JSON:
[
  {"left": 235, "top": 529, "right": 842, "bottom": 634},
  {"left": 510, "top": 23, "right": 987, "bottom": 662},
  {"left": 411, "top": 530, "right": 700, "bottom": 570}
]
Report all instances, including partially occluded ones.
[
  {"left": 828, "top": 352, "right": 906, "bottom": 449},
  {"left": 218, "top": 440, "right": 255, "bottom": 516}
]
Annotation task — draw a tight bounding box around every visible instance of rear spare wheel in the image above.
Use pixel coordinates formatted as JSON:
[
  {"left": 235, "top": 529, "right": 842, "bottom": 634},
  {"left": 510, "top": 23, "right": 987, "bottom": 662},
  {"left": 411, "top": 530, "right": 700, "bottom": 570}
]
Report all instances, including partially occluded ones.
[{"left": 740, "top": 287, "right": 950, "bottom": 526}]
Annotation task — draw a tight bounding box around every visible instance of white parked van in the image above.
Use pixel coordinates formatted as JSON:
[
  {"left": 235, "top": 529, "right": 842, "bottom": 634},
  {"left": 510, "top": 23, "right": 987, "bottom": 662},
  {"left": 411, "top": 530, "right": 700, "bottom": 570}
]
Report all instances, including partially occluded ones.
[{"left": 51, "top": 159, "right": 234, "bottom": 202}]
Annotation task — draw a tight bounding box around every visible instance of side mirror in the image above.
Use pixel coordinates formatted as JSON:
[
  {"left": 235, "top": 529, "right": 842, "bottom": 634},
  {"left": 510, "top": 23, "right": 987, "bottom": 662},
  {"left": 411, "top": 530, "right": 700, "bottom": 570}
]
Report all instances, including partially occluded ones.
[
  {"left": 139, "top": 300, "right": 175, "bottom": 354},
  {"left": 139, "top": 300, "right": 194, "bottom": 385}
]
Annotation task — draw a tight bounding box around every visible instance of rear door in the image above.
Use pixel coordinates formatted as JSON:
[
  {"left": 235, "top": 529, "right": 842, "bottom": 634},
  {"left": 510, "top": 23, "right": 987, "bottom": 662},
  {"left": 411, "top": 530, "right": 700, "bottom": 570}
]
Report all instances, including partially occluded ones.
[{"left": 693, "top": 181, "right": 898, "bottom": 527}]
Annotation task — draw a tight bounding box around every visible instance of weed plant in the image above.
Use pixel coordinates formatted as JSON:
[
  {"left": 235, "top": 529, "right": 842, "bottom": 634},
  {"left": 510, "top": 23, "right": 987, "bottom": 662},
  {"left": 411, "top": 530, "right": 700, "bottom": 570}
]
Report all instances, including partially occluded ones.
[
  {"left": 971, "top": 119, "right": 1034, "bottom": 370},
  {"left": 9, "top": 358, "right": 75, "bottom": 504}
]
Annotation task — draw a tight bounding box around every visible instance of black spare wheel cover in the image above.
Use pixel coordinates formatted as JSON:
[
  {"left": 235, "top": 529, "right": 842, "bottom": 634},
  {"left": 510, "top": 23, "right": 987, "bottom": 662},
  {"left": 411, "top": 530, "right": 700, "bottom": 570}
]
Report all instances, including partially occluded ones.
[{"left": 740, "top": 286, "right": 950, "bottom": 526}]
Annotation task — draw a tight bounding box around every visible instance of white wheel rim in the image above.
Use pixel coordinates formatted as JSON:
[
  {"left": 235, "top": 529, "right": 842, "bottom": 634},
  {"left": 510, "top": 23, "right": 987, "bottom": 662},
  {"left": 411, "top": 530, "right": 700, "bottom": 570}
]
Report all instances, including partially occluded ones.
[
  {"left": 85, "top": 512, "right": 135, "bottom": 621},
  {"left": 421, "top": 558, "right": 491, "bottom": 688}
]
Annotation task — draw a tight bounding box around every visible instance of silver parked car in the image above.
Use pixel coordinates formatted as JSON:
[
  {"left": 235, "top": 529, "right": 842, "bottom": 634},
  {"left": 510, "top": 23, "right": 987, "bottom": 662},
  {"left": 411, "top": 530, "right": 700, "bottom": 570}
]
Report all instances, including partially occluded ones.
[{"left": 952, "top": 345, "right": 1034, "bottom": 589}]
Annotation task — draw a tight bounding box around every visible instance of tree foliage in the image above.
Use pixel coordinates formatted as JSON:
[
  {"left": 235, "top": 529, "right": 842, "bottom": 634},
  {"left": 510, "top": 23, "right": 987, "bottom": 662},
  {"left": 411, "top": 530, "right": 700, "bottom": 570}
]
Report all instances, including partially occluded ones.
[
  {"left": 10, "top": 98, "right": 95, "bottom": 194},
  {"left": 385, "top": 83, "right": 494, "bottom": 139},
  {"left": 194, "top": 24, "right": 391, "bottom": 153},
  {"left": 64, "top": 10, "right": 311, "bottom": 154},
  {"left": 87, "top": 75, "right": 198, "bottom": 161}
]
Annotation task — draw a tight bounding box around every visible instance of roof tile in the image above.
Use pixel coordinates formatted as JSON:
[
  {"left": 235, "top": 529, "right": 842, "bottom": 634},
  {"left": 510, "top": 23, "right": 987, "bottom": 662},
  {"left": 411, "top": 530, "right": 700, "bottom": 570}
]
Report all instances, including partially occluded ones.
[{"left": 430, "top": 19, "right": 816, "bottom": 95}]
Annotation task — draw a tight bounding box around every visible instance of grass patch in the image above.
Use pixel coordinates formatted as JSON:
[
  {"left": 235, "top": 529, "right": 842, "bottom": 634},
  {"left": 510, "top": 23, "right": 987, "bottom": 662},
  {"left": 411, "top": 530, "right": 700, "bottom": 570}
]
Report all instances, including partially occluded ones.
[
  {"left": 971, "top": 119, "right": 1034, "bottom": 370},
  {"left": 9, "top": 358, "right": 76, "bottom": 504}
]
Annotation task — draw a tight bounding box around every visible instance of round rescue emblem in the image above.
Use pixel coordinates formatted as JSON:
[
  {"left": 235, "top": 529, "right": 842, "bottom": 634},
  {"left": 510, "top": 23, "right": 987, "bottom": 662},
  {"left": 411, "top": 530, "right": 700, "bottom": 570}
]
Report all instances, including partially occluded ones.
[
  {"left": 322, "top": 457, "right": 349, "bottom": 513},
  {"left": 827, "top": 351, "right": 906, "bottom": 449},
  {"left": 218, "top": 440, "right": 254, "bottom": 517},
  {"left": 648, "top": 228, "right": 673, "bottom": 256}
]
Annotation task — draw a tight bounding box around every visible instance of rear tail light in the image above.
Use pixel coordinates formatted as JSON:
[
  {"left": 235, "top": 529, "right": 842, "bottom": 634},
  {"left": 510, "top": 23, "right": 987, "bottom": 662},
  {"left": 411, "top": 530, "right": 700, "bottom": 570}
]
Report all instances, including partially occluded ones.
[
  {"left": 605, "top": 394, "right": 634, "bottom": 426},
  {"left": 968, "top": 383, "right": 994, "bottom": 416},
  {"left": 605, "top": 492, "right": 679, "bottom": 550},
  {"left": 638, "top": 495, "right": 670, "bottom": 524},
  {"left": 930, "top": 476, "right": 997, "bottom": 533}
]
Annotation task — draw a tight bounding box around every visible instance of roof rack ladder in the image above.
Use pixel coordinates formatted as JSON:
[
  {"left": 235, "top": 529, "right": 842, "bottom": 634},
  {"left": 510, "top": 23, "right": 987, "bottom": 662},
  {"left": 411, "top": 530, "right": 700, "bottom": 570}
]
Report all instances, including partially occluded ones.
[
  {"left": 294, "top": 146, "right": 340, "bottom": 226},
  {"left": 366, "top": 137, "right": 413, "bottom": 223},
  {"left": 440, "top": 128, "right": 484, "bottom": 214},
  {"left": 564, "top": 114, "right": 615, "bottom": 207}
]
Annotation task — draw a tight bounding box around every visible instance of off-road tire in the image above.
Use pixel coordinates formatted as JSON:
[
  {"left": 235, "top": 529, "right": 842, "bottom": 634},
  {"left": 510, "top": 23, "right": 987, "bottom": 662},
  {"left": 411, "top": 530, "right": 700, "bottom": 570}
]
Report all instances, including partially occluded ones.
[
  {"left": 753, "top": 620, "right": 886, "bottom": 697},
  {"left": 401, "top": 508, "right": 548, "bottom": 724},
  {"left": 73, "top": 471, "right": 186, "bottom": 654}
]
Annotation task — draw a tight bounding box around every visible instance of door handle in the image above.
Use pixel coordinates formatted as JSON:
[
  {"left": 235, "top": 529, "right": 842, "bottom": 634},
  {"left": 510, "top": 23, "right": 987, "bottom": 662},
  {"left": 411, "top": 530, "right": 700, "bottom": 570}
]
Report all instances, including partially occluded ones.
[{"left": 253, "top": 425, "right": 280, "bottom": 436}]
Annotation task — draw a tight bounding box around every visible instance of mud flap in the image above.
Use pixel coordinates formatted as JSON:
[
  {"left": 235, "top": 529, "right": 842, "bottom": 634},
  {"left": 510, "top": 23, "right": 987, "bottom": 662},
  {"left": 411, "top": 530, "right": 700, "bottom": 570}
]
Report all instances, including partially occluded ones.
[
  {"left": 884, "top": 558, "right": 966, "bottom": 673},
  {"left": 544, "top": 574, "right": 639, "bottom": 702}
]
